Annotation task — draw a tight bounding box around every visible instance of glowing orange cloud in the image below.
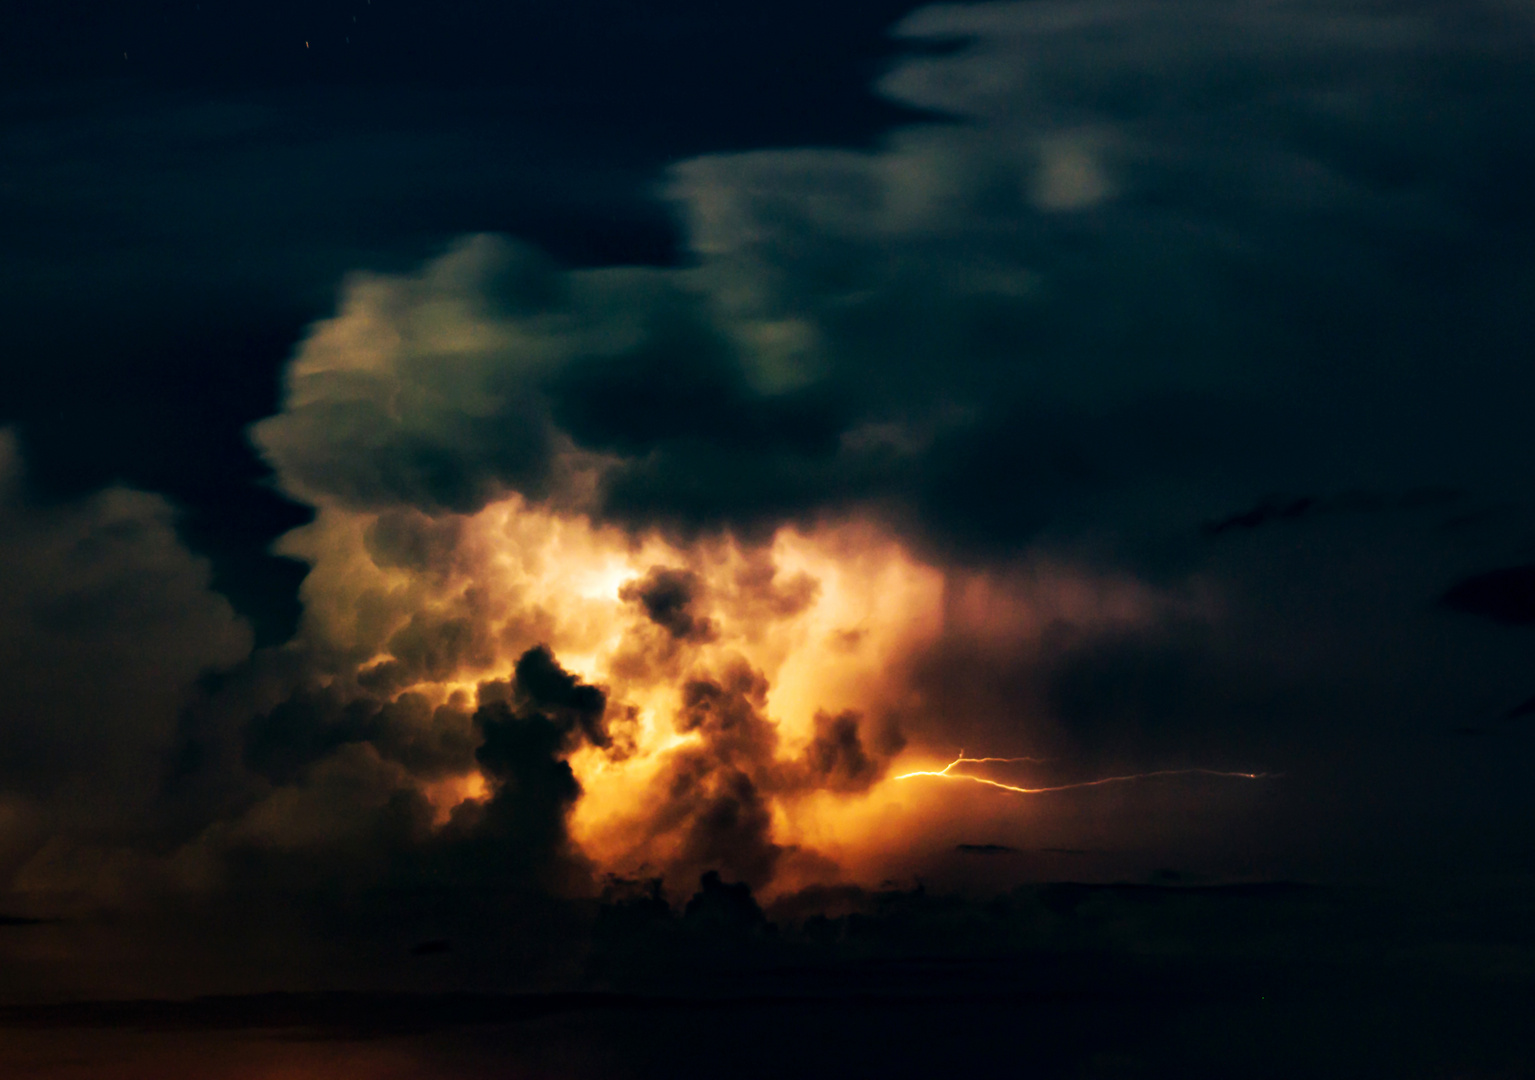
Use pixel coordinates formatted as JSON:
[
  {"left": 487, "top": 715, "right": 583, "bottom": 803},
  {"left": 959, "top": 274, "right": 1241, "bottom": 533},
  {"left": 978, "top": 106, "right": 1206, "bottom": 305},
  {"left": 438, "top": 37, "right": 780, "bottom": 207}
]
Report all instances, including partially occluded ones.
[{"left": 264, "top": 482, "right": 1256, "bottom": 896}]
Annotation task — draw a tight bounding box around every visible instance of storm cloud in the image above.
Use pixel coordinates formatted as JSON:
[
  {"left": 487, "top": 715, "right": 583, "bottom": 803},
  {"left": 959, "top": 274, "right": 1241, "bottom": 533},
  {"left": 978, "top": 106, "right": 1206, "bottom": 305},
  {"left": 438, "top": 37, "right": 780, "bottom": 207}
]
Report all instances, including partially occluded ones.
[
  {"left": 252, "top": 0, "right": 1535, "bottom": 560},
  {"left": 2, "top": 0, "right": 1534, "bottom": 1011},
  {"left": 0, "top": 431, "right": 250, "bottom": 856}
]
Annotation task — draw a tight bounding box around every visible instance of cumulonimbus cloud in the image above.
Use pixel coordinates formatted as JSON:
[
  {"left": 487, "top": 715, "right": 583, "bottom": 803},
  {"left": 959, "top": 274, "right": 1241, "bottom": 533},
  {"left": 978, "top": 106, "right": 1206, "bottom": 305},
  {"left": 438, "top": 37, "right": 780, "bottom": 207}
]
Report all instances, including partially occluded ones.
[
  {"left": 255, "top": 0, "right": 1535, "bottom": 551},
  {"left": 236, "top": 0, "right": 1535, "bottom": 899},
  {"left": 0, "top": 430, "right": 250, "bottom": 889},
  {"left": 4, "top": 1, "right": 1534, "bottom": 999}
]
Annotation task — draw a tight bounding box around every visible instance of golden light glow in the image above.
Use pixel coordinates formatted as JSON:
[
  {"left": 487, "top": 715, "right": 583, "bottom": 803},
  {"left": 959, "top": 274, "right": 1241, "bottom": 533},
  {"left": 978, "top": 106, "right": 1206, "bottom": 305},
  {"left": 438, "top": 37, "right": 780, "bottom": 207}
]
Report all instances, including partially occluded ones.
[
  {"left": 275, "top": 488, "right": 1253, "bottom": 894},
  {"left": 421, "top": 770, "right": 488, "bottom": 824}
]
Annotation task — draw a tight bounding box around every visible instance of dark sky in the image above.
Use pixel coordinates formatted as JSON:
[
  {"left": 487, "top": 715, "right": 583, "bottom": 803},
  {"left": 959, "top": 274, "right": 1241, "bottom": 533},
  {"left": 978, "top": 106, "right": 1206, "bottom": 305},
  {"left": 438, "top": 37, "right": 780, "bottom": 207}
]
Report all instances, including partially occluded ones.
[{"left": 2, "top": 1, "right": 1534, "bottom": 1075}]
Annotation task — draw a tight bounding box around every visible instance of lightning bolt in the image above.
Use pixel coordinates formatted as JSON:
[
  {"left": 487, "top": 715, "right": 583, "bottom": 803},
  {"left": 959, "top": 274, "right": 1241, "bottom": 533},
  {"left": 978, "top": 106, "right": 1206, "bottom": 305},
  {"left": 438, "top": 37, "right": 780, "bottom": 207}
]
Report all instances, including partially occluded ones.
[
  {"left": 939, "top": 754, "right": 1053, "bottom": 766},
  {"left": 893, "top": 753, "right": 1269, "bottom": 794}
]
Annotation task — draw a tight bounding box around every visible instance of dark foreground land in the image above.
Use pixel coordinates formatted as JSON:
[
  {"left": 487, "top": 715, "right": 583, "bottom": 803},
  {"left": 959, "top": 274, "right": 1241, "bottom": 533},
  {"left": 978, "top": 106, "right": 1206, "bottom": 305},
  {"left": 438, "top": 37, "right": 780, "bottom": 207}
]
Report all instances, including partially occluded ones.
[
  {"left": 0, "top": 971, "right": 1530, "bottom": 1079},
  {"left": 2, "top": 879, "right": 1533, "bottom": 1079}
]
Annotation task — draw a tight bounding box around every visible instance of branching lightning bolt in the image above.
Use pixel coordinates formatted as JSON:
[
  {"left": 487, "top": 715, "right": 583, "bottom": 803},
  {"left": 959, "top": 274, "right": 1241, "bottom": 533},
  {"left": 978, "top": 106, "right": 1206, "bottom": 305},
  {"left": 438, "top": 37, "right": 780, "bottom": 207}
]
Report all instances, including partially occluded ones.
[
  {"left": 939, "top": 754, "right": 1053, "bottom": 766},
  {"left": 893, "top": 753, "right": 1270, "bottom": 794}
]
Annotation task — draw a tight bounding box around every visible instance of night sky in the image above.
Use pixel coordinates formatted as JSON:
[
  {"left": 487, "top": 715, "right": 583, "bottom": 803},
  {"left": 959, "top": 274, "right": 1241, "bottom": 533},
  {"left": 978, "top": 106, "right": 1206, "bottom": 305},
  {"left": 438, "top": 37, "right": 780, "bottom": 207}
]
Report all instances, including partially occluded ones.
[{"left": 2, "top": 2, "right": 1534, "bottom": 1077}]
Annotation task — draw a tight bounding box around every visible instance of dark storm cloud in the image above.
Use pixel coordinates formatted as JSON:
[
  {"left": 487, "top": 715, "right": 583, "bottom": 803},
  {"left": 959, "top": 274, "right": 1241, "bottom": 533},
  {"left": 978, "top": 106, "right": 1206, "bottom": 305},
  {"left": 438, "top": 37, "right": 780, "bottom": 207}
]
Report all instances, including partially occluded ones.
[
  {"left": 0, "top": 0, "right": 925, "bottom": 644},
  {"left": 623, "top": 662, "right": 898, "bottom": 889},
  {"left": 1200, "top": 489, "right": 1462, "bottom": 537},
  {"left": 243, "top": 687, "right": 480, "bottom": 786},
  {"left": 240, "top": 0, "right": 1535, "bottom": 907},
  {"left": 28, "top": 636, "right": 611, "bottom": 984},
  {"left": 149, "top": 644, "right": 613, "bottom": 977},
  {"left": 799, "top": 709, "right": 893, "bottom": 792},
  {"left": 253, "top": 0, "right": 1535, "bottom": 560},
  {"left": 852, "top": 492, "right": 1535, "bottom": 885},
  {"left": 363, "top": 510, "right": 467, "bottom": 574},
  {"left": 0, "top": 643, "right": 624, "bottom": 1000},
  {"left": 1, "top": 0, "right": 942, "bottom": 650},
  {"left": 465, "top": 697, "right": 587, "bottom": 884},
  {"left": 242, "top": 688, "right": 372, "bottom": 786},
  {"left": 0, "top": 90, "right": 675, "bottom": 645},
  {"left": 620, "top": 567, "right": 718, "bottom": 642},
  {"left": 503, "top": 644, "right": 611, "bottom": 749},
  {"left": 0, "top": 432, "right": 250, "bottom": 832},
  {"left": 649, "top": 665, "right": 785, "bottom": 888},
  {"left": 1440, "top": 564, "right": 1535, "bottom": 626},
  {"left": 657, "top": 759, "right": 782, "bottom": 890},
  {"left": 242, "top": 644, "right": 606, "bottom": 792}
]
